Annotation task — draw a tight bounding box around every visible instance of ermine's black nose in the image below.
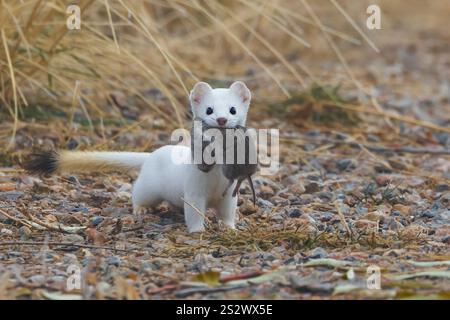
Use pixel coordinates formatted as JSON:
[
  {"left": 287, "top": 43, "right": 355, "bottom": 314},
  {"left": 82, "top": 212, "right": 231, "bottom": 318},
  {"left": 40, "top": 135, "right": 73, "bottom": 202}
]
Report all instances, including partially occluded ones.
[{"left": 216, "top": 117, "right": 227, "bottom": 126}]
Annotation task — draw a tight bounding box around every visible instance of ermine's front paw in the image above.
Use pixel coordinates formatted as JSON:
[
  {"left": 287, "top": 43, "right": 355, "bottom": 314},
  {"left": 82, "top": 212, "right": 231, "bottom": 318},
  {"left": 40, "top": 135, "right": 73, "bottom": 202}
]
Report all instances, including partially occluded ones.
[
  {"left": 187, "top": 224, "right": 205, "bottom": 233},
  {"left": 222, "top": 221, "right": 236, "bottom": 230},
  {"left": 133, "top": 206, "right": 152, "bottom": 215}
]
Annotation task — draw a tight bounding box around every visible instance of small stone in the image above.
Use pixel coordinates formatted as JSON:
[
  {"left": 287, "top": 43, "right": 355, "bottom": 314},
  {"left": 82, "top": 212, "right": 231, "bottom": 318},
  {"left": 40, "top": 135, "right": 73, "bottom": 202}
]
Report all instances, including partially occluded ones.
[
  {"left": 392, "top": 204, "right": 412, "bottom": 216},
  {"left": 19, "top": 226, "right": 32, "bottom": 240},
  {"left": 304, "top": 182, "right": 321, "bottom": 194},
  {"left": 260, "top": 252, "right": 276, "bottom": 261},
  {"left": 320, "top": 212, "right": 334, "bottom": 222},
  {"left": 436, "top": 184, "right": 450, "bottom": 192},
  {"left": 375, "top": 175, "right": 392, "bottom": 186},
  {"left": 288, "top": 208, "right": 302, "bottom": 218},
  {"left": 256, "top": 198, "right": 273, "bottom": 207},
  {"left": 354, "top": 219, "right": 378, "bottom": 230},
  {"left": 8, "top": 251, "right": 22, "bottom": 257},
  {"left": 289, "top": 275, "right": 333, "bottom": 294},
  {"left": 259, "top": 185, "right": 275, "bottom": 198},
  {"left": 271, "top": 196, "right": 289, "bottom": 206},
  {"left": 66, "top": 138, "right": 79, "bottom": 150},
  {"left": 337, "top": 158, "right": 358, "bottom": 171},
  {"left": 270, "top": 214, "right": 284, "bottom": 222},
  {"left": 318, "top": 192, "right": 334, "bottom": 201},
  {"left": 308, "top": 247, "right": 328, "bottom": 259},
  {"left": 442, "top": 236, "right": 450, "bottom": 244},
  {"left": 283, "top": 257, "right": 296, "bottom": 265},
  {"left": 91, "top": 216, "right": 104, "bottom": 227},
  {"left": 0, "top": 228, "right": 13, "bottom": 236},
  {"left": 239, "top": 200, "right": 257, "bottom": 215},
  {"left": 63, "top": 234, "right": 84, "bottom": 243},
  {"left": 106, "top": 256, "right": 121, "bottom": 267},
  {"left": 29, "top": 275, "right": 45, "bottom": 284},
  {"left": 306, "top": 129, "right": 321, "bottom": 136},
  {"left": 67, "top": 176, "right": 79, "bottom": 184},
  {"left": 421, "top": 210, "right": 436, "bottom": 218},
  {"left": 0, "top": 191, "right": 24, "bottom": 201}
]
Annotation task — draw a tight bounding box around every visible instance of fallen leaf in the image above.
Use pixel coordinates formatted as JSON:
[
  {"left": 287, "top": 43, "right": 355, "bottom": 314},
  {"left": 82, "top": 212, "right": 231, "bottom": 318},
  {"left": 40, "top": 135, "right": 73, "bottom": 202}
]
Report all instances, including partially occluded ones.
[
  {"left": 193, "top": 271, "right": 221, "bottom": 287},
  {"left": 41, "top": 291, "right": 82, "bottom": 300}
]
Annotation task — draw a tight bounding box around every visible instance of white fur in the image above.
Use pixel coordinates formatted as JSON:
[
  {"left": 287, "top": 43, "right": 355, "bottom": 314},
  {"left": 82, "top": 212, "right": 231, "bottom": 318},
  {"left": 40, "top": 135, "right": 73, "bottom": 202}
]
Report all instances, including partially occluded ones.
[
  {"left": 132, "top": 81, "right": 251, "bottom": 232},
  {"left": 132, "top": 145, "right": 238, "bottom": 233},
  {"left": 190, "top": 81, "right": 251, "bottom": 128},
  {"left": 55, "top": 81, "right": 251, "bottom": 233}
]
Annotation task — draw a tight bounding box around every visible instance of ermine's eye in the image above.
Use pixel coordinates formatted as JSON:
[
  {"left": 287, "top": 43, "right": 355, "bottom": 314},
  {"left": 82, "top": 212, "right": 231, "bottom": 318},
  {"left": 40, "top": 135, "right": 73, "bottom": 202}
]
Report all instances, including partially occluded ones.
[
  {"left": 229, "top": 106, "right": 236, "bottom": 115},
  {"left": 206, "top": 107, "right": 213, "bottom": 115}
]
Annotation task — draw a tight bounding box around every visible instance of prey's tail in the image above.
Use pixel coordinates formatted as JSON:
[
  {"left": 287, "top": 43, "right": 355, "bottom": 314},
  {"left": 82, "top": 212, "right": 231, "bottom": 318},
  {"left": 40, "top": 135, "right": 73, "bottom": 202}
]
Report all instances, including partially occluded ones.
[{"left": 23, "top": 150, "right": 150, "bottom": 175}]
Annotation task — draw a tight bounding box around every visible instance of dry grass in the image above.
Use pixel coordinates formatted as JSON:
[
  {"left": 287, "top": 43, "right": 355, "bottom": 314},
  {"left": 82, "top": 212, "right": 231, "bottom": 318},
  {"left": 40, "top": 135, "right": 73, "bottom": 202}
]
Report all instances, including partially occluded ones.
[{"left": 2, "top": 0, "right": 448, "bottom": 151}]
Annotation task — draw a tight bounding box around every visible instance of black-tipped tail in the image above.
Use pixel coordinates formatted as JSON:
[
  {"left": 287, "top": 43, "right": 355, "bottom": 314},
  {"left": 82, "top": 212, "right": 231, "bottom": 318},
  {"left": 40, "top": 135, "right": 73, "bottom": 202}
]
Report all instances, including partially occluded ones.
[{"left": 23, "top": 150, "right": 59, "bottom": 175}]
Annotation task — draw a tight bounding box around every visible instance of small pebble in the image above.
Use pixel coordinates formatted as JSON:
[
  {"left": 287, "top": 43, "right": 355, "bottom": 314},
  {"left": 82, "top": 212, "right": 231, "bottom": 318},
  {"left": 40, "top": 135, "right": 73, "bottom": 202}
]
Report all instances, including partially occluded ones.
[
  {"left": 304, "top": 182, "right": 321, "bottom": 194},
  {"left": 63, "top": 234, "right": 84, "bottom": 243},
  {"left": 0, "top": 228, "right": 13, "bottom": 236},
  {"left": 106, "top": 256, "right": 121, "bottom": 267},
  {"left": 337, "top": 158, "right": 358, "bottom": 171},
  {"left": 91, "top": 216, "right": 104, "bottom": 227},
  {"left": 436, "top": 184, "right": 449, "bottom": 192},
  {"left": 257, "top": 198, "right": 273, "bottom": 207},
  {"left": 421, "top": 210, "right": 436, "bottom": 218},
  {"left": 288, "top": 208, "right": 302, "bottom": 218},
  {"left": 19, "top": 226, "right": 32, "bottom": 240},
  {"left": 320, "top": 212, "right": 334, "bottom": 222},
  {"left": 308, "top": 247, "right": 328, "bottom": 259},
  {"left": 239, "top": 200, "right": 257, "bottom": 215}
]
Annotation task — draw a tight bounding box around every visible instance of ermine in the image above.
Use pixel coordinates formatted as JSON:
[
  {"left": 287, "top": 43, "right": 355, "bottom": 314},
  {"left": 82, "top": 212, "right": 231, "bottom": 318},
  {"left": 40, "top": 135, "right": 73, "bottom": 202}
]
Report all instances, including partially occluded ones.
[{"left": 24, "top": 81, "right": 252, "bottom": 233}]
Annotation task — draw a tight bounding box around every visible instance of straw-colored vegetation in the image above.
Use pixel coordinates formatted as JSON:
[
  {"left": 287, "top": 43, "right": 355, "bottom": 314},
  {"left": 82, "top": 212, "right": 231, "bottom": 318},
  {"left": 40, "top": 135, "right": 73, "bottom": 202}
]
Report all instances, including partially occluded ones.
[{"left": 0, "top": 0, "right": 449, "bottom": 299}]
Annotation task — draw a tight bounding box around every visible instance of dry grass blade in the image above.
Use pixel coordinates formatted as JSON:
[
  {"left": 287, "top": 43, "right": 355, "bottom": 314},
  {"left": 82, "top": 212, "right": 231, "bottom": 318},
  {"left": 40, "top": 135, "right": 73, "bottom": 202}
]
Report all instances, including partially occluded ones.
[{"left": 1, "top": 29, "right": 19, "bottom": 149}]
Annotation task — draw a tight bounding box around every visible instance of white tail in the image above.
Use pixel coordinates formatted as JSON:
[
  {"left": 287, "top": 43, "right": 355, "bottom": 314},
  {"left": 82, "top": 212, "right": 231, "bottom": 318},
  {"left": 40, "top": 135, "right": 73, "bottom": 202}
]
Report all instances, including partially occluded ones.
[{"left": 58, "top": 151, "right": 150, "bottom": 173}]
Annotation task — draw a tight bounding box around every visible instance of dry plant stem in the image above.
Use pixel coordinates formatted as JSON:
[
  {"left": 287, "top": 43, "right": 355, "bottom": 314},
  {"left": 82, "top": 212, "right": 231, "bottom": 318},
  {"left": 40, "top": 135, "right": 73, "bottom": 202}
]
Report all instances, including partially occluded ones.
[
  {"left": 334, "top": 201, "right": 352, "bottom": 238},
  {"left": 281, "top": 135, "right": 450, "bottom": 155},
  {"left": 180, "top": 197, "right": 211, "bottom": 231},
  {"left": 300, "top": 0, "right": 395, "bottom": 130},
  {"left": 191, "top": 0, "right": 290, "bottom": 97},
  {"left": 1, "top": 29, "right": 19, "bottom": 149},
  {"left": 0, "top": 208, "right": 33, "bottom": 229},
  {"left": 328, "top": 0, "right": 379, "bottom": 53},
  {"left": 0, "top": 241, "right": 143, "bottom": 253},
  {"left": 21, "top": 208, "right": 73, "bottom": 234},
  {"left": 332, "top": 102, "right": 450, "bottom": 134}
]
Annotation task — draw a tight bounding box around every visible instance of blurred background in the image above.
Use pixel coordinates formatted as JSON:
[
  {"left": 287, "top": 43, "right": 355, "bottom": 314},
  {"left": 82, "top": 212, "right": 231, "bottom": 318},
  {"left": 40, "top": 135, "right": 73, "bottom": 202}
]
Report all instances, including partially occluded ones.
[{"left": 0, "top": 0, "right": 449, "bottom": 159}]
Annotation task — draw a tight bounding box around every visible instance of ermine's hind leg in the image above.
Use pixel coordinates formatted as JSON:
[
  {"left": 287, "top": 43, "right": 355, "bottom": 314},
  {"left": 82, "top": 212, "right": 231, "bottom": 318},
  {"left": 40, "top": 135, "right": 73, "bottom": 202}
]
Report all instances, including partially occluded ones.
[
  {"left": 183, "top": 196, "right": 207, "bottom": 233},
  {"left": 133, "top": 205, "right": 154, "bottom": 215},
  {"left": 131, "top": 177, "right": 161, "bottom": 215},
  {"left": 217, "top": 191, "right": 238, "bottom": 229}
]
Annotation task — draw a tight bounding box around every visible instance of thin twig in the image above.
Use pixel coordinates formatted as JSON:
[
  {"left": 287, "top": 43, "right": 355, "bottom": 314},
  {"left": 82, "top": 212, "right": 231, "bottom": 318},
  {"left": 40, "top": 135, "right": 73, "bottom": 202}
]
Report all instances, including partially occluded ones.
[
  {"left": 281, "top": 136, "right": 450, "bottom": 155},
  {"left": 0, "top": 241, "right": 145, "bottom": 253},
  {"left": 0, "top": 208, "right": 34, "bottom": 228},
  {"left": 334, "top": 201, "right": 352, "bottom": 238}
]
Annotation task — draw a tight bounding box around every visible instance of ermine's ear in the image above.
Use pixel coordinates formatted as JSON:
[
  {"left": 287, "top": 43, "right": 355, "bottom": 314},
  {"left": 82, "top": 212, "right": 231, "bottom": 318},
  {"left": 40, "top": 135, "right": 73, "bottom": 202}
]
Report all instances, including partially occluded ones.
[
  {"left": 230, "top": 81, "right": 251, "bottom": 106},
  {"left": 190, "top": 82, "right": 212, "bottom": 107}
]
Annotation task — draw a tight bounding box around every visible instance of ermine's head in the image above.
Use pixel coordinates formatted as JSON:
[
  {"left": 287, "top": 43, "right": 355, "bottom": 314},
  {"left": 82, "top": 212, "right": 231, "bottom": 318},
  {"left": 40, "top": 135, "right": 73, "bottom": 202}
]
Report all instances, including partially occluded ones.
[{"left": 189, "top": 81, "right": 251, "bottom": 128}]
